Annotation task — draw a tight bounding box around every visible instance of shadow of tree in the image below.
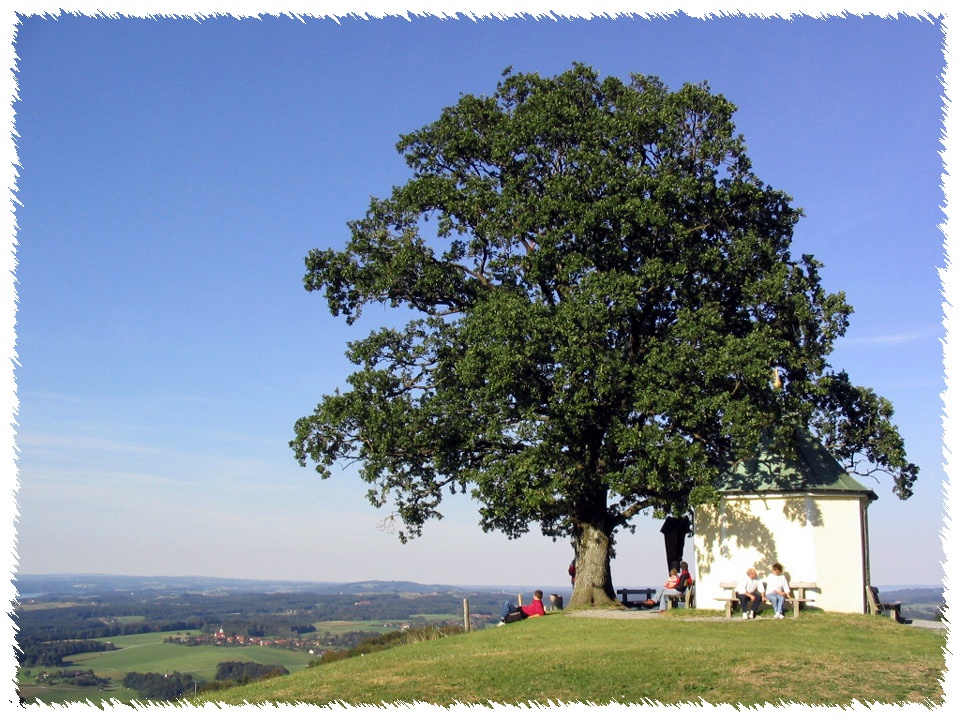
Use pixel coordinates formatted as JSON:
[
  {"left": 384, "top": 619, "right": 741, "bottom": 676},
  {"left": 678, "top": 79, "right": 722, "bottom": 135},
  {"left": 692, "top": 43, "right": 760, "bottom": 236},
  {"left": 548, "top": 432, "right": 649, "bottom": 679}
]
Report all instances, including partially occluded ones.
[
  {"left": 696, "top": 495, "right": 823, "bottom": 577},
  {"left": 783, "top": 495, "right": 823, "bottom": 527},
  {"left": 722, "top": 457, "right": 812, "bottom": 494},
  {"left": 697, "top": 500, "right": 774, "bottom": 576}
]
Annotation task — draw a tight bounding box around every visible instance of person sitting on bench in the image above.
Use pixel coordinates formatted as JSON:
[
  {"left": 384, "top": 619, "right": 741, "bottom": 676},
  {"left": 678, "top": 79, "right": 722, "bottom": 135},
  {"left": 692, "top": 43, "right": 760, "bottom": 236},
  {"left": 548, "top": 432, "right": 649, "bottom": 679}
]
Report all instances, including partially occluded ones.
[
  {"left": 677, "top": 561, "right": 695, "bottom": 603},
  {"left": 736, "top": 567, "right": 765, "bottom": 619},
  {"left": 644, "top": 567, "right": 683, "bottom": 612},
  {"left": 499, "top": 590, "right": 546, "bottom": 625},
  {"left": 764, "top": 563, "right": 791, "bottom": 619}
]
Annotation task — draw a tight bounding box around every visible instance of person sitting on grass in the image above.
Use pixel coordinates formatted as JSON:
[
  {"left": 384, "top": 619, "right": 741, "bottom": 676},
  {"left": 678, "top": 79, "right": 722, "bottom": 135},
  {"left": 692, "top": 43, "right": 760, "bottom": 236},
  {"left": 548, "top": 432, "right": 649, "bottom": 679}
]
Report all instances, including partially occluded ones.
[
  {"left": 644, "top": 567, "right": 683, "bottom": 612},
  {"left": 498, "top": 590, "right": 546, "bottom": 625}
]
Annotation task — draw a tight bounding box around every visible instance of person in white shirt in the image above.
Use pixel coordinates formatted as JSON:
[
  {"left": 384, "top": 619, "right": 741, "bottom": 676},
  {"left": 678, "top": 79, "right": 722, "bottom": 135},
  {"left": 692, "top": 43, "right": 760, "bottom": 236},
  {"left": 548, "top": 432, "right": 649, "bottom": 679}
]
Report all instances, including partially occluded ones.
[
  {"left": 765, "top": 563, "right": 791, "bottom": 619},
  {"left": 735, "top": 567, "right": 765, "bottom": 619}
]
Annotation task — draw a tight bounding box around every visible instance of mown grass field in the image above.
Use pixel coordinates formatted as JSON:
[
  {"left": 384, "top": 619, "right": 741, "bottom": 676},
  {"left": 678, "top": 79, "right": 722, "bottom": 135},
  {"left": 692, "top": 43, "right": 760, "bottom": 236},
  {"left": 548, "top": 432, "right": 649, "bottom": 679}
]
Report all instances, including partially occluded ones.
[
  {"left": 313, "top": 620, "right": 405, "bottom": 633},
  {"left": 68, "top": 632, "right": 315, "bottom": 680},
  {"left": 19, "top": 617, "right": 444, "bottom": 706},
  {"left": 409, "top": 613, "right": 461, "bottom": 623},
  {"left": 18, "top": 630, "right": 316, "bottom": 706},
  {"left": 16, "top": 671, "right": 141, "bottom": 707},
  {"left": 197, "top": 610, "right": 946, "bottom": 708}
]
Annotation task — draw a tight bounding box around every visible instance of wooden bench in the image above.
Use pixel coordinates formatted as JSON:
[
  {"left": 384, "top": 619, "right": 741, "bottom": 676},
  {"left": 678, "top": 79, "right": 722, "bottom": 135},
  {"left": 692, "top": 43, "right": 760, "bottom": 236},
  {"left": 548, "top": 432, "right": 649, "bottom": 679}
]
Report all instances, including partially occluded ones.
[
  {"left": 716, "top": 582, "right": 741, "bottom": 617},
  {"left": 787, "top": 582, "right": 819, "bottom": 617},
  {"left": 866, "top": 586, "right": 902, "bottom": 622},
  {"left": 616, "top": 588, "right": 657, "bottom": 608},
  {"left": 716, "top": 581, "right": 818, "bottom": 618},
  {"left": 670, "top": 585, "right": 695, "bottom": 609},
  {"left": 618, "top": 585, "right": 694, "bottom": 609}
]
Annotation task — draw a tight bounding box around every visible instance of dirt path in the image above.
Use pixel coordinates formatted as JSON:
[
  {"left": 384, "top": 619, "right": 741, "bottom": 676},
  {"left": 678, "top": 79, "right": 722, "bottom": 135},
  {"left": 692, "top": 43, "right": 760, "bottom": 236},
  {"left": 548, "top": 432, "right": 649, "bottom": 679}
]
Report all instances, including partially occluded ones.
[
  {"left": 564, "top": 608, "right": 946, "bottom": 630},
  {"left": 564, "top": 608, "right": 725, "bottom": 621}
]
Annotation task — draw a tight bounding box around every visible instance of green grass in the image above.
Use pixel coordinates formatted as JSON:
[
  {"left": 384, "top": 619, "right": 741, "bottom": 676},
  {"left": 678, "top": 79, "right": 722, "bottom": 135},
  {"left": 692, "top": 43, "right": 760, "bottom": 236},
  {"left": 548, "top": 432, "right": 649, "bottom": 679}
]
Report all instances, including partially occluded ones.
[
  {"left": 410, "top": 613, "right": 460, "bottom": 622},
  {"left": 19, "top": 629, "right": 318, "bottom": 706},
  {"left": 17, "top": 673, "right": 141, "bottom": 708},
  {"left": 195, "top": 611, "right": 946, "bottom": 707},
  {"left": 313, "top": 620, "right": 403, "bottom": 634},
  {"left": 61, "top": 631, "right": 313, "bottom": 682},
  {"left": 111, "top": 615, "right": 147, "bottom": 624}
]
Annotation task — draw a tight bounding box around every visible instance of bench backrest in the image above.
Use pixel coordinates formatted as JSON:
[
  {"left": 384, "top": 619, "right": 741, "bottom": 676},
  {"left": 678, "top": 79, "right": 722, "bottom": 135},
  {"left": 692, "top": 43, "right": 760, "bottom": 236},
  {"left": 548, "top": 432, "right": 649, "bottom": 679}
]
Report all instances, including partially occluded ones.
[{"left": 865, "top": 585, "right": 882, "bottom": 614}]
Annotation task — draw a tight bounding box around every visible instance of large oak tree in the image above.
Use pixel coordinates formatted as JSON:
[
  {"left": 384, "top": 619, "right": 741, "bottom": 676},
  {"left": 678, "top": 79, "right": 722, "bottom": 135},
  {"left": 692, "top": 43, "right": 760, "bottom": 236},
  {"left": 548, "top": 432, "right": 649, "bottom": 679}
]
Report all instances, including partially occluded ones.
[{"left": 292, "top": 65, "right": 918, "bottom": 607}]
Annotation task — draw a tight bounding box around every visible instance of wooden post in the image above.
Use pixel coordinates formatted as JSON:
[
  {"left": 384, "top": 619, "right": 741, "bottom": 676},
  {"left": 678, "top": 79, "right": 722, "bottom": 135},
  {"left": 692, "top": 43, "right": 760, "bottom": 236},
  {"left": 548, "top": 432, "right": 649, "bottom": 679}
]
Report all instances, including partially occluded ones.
[
  {"left": 462, "top": 598, "right": 471, "bottom": 633},
  {"left": 517, "top": 593, "right": 523, "bottom": 607}
]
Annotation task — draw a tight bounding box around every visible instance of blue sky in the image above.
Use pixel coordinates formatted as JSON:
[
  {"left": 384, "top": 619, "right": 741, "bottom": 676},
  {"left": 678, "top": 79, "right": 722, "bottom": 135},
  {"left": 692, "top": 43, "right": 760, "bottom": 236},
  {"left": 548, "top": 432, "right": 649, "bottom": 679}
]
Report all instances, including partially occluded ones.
[{"left": 6, "top": 10, "right": 948, "bottom": 590}]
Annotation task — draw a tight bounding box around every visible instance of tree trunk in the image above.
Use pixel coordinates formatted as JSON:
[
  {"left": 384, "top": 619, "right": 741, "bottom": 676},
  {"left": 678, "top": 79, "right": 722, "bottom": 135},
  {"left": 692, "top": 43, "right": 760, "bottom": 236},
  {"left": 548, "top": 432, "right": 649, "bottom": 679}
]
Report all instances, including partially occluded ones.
[{"left": 568, "top": 521, "right": 619, "bottom": 608}]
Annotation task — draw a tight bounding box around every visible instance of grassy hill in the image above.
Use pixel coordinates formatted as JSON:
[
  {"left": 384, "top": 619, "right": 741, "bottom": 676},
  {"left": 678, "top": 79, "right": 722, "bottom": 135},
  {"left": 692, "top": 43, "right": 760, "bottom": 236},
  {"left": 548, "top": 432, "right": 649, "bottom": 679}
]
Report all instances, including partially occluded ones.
[{"left": 194, "top": 610, "right": 945, "bottom": 707}]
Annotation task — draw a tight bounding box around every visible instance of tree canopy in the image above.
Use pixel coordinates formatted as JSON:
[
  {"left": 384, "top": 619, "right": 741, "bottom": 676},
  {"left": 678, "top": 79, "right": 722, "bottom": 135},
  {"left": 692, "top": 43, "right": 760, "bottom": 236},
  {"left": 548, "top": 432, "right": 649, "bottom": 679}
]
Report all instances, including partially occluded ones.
[{"left": 292, "top": 64, "right": 918, "bottom": 607}]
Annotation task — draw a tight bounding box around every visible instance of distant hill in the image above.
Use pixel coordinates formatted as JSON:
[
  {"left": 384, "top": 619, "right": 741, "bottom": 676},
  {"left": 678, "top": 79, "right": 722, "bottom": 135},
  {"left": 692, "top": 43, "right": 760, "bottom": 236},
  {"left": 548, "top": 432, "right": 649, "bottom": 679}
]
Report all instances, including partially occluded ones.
[
  {"left": 875, "top": 586, "right": 944, "bottom": 604},
  {"left": 877, "top": 585, "right": 943, "bottom": 603},
  {"left": 13, "top": 575, "right": 941, "bottom": 618},
  {"left": 872, "top": 586, "right": 945, "bottom": 622},
  {"left": 12, "top": 574, "right": 571, "bottom": 600}
]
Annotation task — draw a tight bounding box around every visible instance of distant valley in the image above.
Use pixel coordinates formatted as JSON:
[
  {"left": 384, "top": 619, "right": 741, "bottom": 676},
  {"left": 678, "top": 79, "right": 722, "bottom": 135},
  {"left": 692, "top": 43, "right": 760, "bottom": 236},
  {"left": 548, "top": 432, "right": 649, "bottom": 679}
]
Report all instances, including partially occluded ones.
[
  {"left": 11, "top": 573, "right": 944, "bottom": 706},
  {"left": 13, "top": 573, "right": 546, "bottom": 706}
]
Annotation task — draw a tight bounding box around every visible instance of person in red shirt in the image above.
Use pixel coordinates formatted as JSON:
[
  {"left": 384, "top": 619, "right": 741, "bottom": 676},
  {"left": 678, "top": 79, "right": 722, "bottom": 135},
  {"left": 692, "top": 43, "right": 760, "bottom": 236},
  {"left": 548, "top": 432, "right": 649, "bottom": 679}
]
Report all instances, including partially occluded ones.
[
  {"left": 677, "top": 561, "right": 693, "bottom": 592},
  {"left": 644, "top": 568, "right": 683, "bottom": 612},
  {"left": 676, "top": 560, "right": 695, "bottom": 606},
  {"left": 498, "top": 590, "right": 546, "bottom": 625}
]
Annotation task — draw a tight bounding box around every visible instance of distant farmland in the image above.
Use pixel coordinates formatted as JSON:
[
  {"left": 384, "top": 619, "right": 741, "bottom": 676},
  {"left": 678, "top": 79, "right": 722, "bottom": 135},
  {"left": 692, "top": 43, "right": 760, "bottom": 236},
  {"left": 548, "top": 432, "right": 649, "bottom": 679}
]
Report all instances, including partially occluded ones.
[{"left": 19, "top": 629, "right": 321, "bottom": 706}]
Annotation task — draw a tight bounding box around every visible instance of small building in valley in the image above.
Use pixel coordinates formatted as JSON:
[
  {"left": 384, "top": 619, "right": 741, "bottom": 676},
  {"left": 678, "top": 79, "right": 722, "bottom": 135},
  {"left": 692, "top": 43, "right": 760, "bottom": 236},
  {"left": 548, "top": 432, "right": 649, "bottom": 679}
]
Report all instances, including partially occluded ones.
[{"left": 693, "top": 429, "right": 878, "bottom": 614}]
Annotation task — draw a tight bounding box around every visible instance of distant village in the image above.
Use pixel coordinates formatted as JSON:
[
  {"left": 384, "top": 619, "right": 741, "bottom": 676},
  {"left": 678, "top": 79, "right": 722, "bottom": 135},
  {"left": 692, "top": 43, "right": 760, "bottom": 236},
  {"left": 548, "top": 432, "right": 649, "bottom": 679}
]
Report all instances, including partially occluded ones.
[{"left": 164, "top": 618, "right": 416, "bottom": 654}]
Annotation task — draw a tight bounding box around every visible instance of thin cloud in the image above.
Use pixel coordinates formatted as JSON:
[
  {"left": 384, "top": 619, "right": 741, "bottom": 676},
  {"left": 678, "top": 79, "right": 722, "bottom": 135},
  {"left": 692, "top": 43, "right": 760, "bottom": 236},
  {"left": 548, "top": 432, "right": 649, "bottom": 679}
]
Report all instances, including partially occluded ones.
[
  {"left": 18, "top": 390, "right": 208, "bottom": 409},
  {"left": 841, "top": 328, "right": 942, "bottom": 347},
  {"left": 18, "top": 469, "right": 185, "bottom": 493},
  {"left": 14, "top": 431, "right": 164, "bottom": 457}
]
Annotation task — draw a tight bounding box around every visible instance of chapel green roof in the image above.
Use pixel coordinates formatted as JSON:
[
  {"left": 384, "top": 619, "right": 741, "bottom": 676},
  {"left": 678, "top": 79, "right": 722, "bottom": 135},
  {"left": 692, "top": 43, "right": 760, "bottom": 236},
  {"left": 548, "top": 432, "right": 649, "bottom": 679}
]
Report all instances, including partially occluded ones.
[{"left": 715, "top": 428, "right": 879, "bottom": 500}]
